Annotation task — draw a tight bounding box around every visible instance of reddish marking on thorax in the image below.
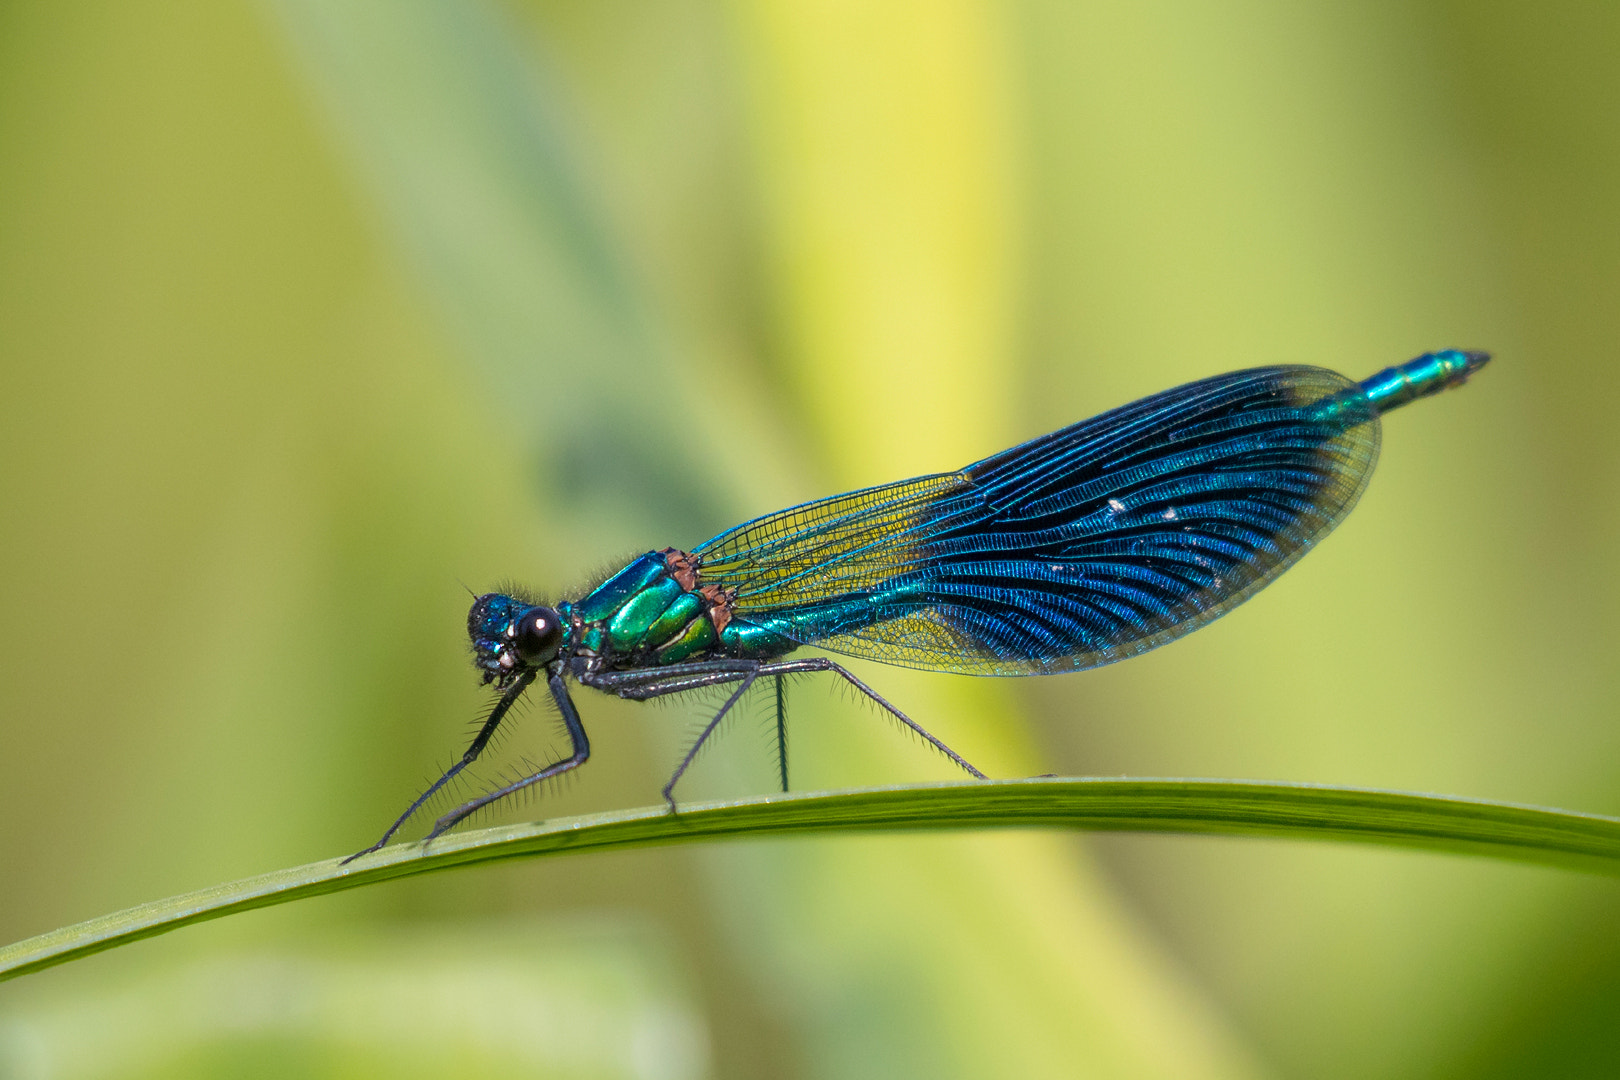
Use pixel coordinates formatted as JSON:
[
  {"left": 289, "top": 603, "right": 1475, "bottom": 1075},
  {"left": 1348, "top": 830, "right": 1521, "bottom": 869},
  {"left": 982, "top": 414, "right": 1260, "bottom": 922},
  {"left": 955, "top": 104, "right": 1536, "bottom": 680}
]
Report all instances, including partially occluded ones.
[
  {"left": 662, "top": 547, "right": 736, "bottom": 635},
  {"left": 661, "top": 547, "right": 700, "bottom": 590},
  {"left": 699, "top": 584, "right": 736, "bottom": 634}
]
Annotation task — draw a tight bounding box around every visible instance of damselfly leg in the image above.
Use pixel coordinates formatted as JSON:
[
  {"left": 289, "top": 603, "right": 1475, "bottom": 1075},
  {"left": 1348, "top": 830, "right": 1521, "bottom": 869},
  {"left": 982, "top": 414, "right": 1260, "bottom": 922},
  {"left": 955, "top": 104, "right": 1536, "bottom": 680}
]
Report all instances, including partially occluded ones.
[
  {"left": 342, "top": 669, "right": 537, "bottom": 864},
  {"left": 775, "top": 675, "right": 788, "bottom": 793},
  {"left": 425, "top": 672, "right": 591, "bottom": 839},
  {"left": 583, "top": 657, "right": 985, "bottom": 807}
]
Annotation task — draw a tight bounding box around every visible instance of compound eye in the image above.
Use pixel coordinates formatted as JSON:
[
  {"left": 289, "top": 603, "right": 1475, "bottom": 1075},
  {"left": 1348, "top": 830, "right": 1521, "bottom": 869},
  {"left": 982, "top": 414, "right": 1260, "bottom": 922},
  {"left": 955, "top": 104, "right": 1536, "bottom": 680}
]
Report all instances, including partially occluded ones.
[{"left": 513, "top": 606, "right": 563, "bottom": 665}]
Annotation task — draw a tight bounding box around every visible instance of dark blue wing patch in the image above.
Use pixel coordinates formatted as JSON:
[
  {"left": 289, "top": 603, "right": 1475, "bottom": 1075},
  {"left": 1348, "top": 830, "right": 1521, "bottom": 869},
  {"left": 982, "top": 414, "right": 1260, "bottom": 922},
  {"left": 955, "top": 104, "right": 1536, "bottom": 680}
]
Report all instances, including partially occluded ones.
[{"left": 696, "top": 367, "right": 1379, "bottom": 674}]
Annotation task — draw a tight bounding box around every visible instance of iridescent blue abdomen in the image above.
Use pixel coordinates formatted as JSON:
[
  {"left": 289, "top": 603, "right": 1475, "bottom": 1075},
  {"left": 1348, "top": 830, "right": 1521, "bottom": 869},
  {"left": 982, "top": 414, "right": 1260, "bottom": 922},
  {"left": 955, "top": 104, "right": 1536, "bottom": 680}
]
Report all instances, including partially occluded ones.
[{"left": 1360, "top": 349, "right": 1489, "bottom": 413}]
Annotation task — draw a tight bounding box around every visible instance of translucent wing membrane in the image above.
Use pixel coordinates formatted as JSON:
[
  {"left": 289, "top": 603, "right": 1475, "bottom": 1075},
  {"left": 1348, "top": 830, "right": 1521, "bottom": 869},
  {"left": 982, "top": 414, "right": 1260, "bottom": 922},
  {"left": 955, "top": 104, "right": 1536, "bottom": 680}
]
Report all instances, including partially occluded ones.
[{"left": 696, "top": 366, "right": 1381, "bottom": 675}]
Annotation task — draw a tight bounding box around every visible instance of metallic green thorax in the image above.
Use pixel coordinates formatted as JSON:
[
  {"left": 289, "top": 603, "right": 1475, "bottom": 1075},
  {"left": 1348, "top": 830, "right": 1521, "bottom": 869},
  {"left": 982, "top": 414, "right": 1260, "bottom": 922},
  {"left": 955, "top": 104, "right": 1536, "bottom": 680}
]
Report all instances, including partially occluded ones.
[{"left": 559, "top": 549, "right": 796, "bottom": 668}]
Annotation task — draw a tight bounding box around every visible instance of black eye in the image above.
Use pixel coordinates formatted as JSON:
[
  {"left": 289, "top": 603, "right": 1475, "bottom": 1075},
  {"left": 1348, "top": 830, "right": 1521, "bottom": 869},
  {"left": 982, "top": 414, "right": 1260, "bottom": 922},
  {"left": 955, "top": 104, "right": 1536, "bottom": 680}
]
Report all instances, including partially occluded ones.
[{"left": 513, "top": 607, "right": 562, "bottom": 664}]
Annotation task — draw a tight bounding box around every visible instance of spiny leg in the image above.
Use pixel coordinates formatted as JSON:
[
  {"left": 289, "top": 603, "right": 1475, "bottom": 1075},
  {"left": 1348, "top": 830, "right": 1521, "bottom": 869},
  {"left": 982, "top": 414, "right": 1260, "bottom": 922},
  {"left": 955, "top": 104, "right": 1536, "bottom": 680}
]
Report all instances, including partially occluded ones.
[
  {"left": 756, "top": 657, "right": 987, "bottom": 781},
  {"left": 581, "top": 660, "right": 757, "bottom": 700},
  {"left": 586, "top": 656, "right": 986, "bottom": 801},
  {"left": 582, "top": 663, "right": 767, "bottom": 806},
  {"left": 775, "top": 674, "right": 789, "bottom": 793},
  {"left": 661, "top": 666, "right": 760, "bottom": 810},
  {"left": 343, "top": 668, "right": 537, "bottom": 863},
  {"left": 427, "top": 671, "right": 591, "bottom": 839}
]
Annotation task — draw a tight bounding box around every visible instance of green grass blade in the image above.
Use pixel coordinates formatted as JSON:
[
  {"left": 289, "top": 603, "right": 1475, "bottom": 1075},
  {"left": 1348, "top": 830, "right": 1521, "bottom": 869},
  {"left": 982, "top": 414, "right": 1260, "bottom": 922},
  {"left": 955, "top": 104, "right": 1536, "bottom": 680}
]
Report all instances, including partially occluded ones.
[{"left": 6, "top": 777, "right": 1619, "bottom": 981}]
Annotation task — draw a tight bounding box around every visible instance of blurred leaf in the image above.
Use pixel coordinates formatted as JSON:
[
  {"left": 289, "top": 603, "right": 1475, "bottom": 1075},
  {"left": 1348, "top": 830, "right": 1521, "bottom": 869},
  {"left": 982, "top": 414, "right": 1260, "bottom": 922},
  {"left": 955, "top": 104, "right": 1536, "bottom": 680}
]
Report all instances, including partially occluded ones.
[
  {"left": 6, "top": 777, "right": 1619, "bottom": 982},
  {"left": 261, "top": 0, "right": 736, "bottom": 538},
  {"left": 0, "top": 922, "right": 708, "bottom": 1080}
]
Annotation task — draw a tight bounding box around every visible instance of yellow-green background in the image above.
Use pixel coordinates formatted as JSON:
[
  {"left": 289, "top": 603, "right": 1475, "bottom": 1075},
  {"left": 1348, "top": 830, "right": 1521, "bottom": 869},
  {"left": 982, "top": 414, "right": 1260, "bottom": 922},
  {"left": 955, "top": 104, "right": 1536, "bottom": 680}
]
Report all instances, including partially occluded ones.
[{"left": 2, "top": 2, "right": 1616, "bottom": 1077}]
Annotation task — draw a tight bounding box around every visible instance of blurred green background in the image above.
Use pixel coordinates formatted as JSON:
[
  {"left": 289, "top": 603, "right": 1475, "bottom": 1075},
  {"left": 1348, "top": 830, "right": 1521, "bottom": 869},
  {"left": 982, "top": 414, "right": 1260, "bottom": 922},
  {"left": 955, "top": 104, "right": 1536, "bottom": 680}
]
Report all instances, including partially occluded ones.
[{"left": 1, "top": 1, "right": 1617, "bottom": 1077}]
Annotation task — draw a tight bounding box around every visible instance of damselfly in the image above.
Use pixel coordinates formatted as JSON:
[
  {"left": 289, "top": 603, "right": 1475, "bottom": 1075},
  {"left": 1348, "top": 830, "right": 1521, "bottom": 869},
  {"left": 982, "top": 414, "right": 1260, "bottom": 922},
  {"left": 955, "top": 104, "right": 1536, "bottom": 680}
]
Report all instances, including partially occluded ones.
[{"left": 347, "top": 350, "right": 1489, "bottom": 860}]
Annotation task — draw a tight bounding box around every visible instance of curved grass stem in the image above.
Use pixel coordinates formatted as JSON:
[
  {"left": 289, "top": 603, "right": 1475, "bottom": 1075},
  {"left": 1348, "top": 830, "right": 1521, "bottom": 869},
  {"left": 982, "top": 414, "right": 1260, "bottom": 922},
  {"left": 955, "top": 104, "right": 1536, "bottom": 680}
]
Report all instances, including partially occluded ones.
[{"left": 6, "top": 776, "right": 1620, "bottom": 981}]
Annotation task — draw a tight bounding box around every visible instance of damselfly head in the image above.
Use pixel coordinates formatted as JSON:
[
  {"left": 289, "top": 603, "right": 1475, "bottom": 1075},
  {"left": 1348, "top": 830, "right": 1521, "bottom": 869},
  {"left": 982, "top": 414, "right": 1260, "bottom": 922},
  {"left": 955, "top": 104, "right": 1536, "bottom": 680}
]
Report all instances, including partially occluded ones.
[{"left": 468, "top": 593, "right": 564, "bottom": 686}]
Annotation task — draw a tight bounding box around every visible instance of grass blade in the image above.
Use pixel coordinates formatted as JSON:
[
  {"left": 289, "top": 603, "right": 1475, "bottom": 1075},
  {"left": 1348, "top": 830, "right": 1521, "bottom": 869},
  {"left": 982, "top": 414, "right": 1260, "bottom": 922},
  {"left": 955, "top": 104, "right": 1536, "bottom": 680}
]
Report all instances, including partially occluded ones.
[{"left": 6, "top": 776, "right": 1619, "bottom": 981}]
